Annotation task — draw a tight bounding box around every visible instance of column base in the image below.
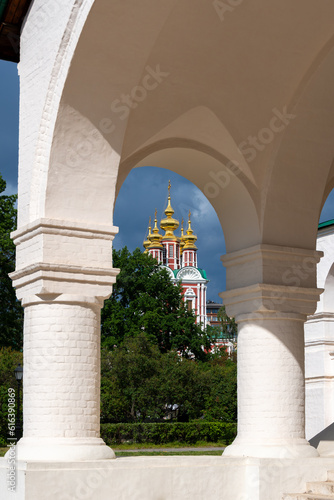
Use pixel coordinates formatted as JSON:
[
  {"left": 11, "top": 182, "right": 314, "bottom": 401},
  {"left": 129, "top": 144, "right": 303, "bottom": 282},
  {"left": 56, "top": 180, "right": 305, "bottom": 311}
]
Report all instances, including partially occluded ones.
[
  {"left": 223, "top": 437, "right": 319, "bottom": 458},
  {"left": 9, "top": 437, "right": 115, "bottom": 461}
]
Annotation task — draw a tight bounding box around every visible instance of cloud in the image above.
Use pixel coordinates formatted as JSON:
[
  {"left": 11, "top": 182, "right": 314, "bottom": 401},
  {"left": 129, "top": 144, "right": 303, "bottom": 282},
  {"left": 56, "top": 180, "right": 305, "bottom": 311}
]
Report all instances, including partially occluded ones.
[
  {"left": 113, "top": 166, "right": 226, "bottom": 301},
  {"left": 3, "top": 182, "right": 17, "bottom": 196}
]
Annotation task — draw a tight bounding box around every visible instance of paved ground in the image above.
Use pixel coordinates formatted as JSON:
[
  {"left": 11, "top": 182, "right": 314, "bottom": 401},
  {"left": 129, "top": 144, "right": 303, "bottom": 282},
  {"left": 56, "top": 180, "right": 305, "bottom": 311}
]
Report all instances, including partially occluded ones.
[{"left": 114, "top": 446, "right": 226, "bottom": 453}]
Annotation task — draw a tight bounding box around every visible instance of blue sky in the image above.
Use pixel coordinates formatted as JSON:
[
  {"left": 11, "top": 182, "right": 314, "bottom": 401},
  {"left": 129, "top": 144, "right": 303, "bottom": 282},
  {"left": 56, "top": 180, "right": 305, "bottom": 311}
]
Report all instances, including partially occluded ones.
[{"left": 1, "top": 59, "right": 334, "bottom": 301}]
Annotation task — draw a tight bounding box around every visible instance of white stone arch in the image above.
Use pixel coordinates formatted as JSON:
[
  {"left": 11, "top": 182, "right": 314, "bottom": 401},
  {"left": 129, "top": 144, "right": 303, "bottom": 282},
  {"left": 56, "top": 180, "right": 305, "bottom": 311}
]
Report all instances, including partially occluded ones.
[
  {"left": 18, "top": 0, "right": 96, "bottom": 226},
  {"left": 13, "top": 2, "right": 334, "bottom": 487},
  {"left": 118, "top": 140, "right": 260, "bottom": 254},
  {"left": 45, "top": 102, "right": 118, "bottom": 226}
]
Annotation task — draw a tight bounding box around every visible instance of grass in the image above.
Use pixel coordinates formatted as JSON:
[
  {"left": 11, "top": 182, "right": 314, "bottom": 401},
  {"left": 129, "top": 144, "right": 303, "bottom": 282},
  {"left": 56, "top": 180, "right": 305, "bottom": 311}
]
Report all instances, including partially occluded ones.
[
  {"left": 112, "top": 440, "right": 227, "bottom": 450},
  {"left": 0, "top": 442, "right": 226, "bottom": 458},
  {"left": 115, "top": 450, "right": 223, "bottom": 457}
]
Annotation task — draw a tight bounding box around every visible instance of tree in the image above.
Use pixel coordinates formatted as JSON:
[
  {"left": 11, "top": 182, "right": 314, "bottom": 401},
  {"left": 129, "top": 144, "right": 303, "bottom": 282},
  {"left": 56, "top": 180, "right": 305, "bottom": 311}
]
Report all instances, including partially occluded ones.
[
  {"left": 100, "top": 334, "right": 237, "bottom": 425},
  {"left": 217, "top": 305, "right": 238, "bottom": 340},
  {"left": 201, "top": 357, "right": 237, "bottom": 422},
  {"left": 0, "top": 175, "right": 23, "bottom": 350},
  {"left": 101, "top": 334, "right": 162, "bottom": 423},
  {"left": 101, "top": 247, "right": 210, "bottom": 360}
]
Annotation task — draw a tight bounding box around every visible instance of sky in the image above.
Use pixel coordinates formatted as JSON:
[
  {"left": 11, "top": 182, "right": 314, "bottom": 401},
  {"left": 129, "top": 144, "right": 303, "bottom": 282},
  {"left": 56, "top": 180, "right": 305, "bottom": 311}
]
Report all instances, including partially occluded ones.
[{"left": 1, "top": 59, "right": 334, "bottom": 302}]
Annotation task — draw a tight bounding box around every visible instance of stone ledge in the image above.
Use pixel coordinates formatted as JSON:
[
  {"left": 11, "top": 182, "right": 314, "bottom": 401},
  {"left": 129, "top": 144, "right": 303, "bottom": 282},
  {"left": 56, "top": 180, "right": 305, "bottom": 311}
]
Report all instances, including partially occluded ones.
[
  {"left": 12, "top": 218, "right": 119, "bottom": 243},
  {"left": 1, "top": 456, "right": 334, "bottom": 500}
]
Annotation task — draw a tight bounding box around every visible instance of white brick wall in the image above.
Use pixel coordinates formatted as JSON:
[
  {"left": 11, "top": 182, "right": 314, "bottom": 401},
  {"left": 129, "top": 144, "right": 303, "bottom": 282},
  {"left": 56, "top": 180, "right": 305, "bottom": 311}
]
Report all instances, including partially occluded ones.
[
  {"left": 237, "top": 317, "right": 305, "bottom": 442},
  {"left": 23, "top": 302, "right": 101, "bottom": 438}
]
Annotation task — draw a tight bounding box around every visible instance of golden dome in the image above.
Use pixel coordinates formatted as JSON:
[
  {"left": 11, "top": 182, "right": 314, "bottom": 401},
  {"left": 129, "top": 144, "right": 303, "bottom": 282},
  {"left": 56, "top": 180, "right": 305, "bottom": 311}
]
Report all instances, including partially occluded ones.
[
  {"left": 182, "top": 211, "right": 197, "bottom": 250},
  {"left": 143, "top": 217, "right": 152, "bottom": 252},
  {"left": 180, "top": 218, "right": 186, "bottom": 254},
  {"left": 160, "top": 181, "right": 180, "bottom": 241},
  {"left": 148, "top": 209, "right": 163, "bottom": 249}
]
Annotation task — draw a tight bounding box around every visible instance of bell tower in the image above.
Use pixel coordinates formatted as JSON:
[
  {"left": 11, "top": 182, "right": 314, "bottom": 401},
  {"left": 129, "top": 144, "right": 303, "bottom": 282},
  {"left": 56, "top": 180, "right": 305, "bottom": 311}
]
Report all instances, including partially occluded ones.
[
  {"left": 159, "top": 181, "right": 181, "bottom": 270},
  {"left": 143, "top": 182, "right": 208, "bottom": 326}
]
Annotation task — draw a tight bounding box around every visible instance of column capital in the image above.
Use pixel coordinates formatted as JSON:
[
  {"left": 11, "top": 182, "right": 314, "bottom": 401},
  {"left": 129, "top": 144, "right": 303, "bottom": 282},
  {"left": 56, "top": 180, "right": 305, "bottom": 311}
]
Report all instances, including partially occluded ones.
[
  {"left": 11, "top": 218, "right": 119, "bottom": 306},
  {"left": 221, "top": 282, "right": 323, "bottom": 321},
  {"left": 221, "top": 244, "right": 323, "bottom": 320},
  {"left": 10, "top": 262, "right": 119, "bottom": 307}
]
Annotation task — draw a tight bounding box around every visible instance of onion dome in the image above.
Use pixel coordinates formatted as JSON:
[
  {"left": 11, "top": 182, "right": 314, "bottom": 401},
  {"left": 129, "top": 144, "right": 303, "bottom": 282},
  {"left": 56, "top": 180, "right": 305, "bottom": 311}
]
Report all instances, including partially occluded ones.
[
  {"left": 148, "top": 209, "right": 163, "bottom": 249},
  {"left": 143, "top": 217, "right": 152, "bottom": 252},
  {"left": 182, "top": 211, "right": 197, "bottom": 250},
  {"left": 180, "top": 218, "right": 186, "bottom": 254},
  {"left": 160, "top": 181, "right": 180, "bottom": 240}
]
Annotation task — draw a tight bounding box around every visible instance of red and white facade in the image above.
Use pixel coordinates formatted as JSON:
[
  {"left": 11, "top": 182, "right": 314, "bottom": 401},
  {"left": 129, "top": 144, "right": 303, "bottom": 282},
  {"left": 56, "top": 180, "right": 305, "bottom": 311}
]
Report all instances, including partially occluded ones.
[{"left": 144, "top": 185, "right": 208, "bottom": 327}]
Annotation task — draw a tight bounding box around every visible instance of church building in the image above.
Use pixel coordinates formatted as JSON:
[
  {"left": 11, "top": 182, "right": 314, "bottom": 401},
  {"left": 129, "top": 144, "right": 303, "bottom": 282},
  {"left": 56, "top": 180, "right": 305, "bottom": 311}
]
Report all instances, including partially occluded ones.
[{"left": 143, "top": 182, "right": 208, "bottom": 327}]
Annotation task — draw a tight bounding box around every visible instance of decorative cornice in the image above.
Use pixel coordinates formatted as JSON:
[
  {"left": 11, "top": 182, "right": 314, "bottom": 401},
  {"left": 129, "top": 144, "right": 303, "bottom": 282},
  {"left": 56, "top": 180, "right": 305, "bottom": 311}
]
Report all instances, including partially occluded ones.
[
  {"left": 221, "top": 243, "right": 323, "bottom": 267},
  {"left": 221, "top": 243, "right": 323, "bottom": 296},
  {"left": 10, "top": 262, "right": 119, "bottom": 305},
  {"left": 307, "top": 312, "right": 334, "bottom": 322},
  {"left": 176, "top": 266, "right": 207, "bottom": 282},
  {"left": 12, "top": 218, "right": 119, "bottom": 244},
  {"left": 305, "top": 376, "right": 334, "bottom": 382},
  {"left": 221, "top": 282, "right": 323, "bottom": 321}
]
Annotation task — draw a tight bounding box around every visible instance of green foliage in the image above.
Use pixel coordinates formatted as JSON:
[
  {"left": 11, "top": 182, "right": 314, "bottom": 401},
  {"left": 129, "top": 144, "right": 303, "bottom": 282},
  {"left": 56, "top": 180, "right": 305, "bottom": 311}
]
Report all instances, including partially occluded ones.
[
  {"left": 101, "top": 422, "right": 237, "bottom": 446},
  {"left": 200, "top": 358, "right": 237, "bottom": 422},
  {"left": 101, "top": 334, "right": 163, "bottom": 423},
  {"left": 0, "top": 174, "right": 23, "bottom": 350},
  {"left": 0, "top": 348, "right": 23, "bottom": 445},
  {"left": 101, "top": 334, "right": 237, "bottom": 425},
  {"left": 101, "top": 247, "right": 210, "bottom": 359},
  {"left": 101, "top": 334, "right": 204, "bottom": 423},
  {"left": 217, "top": 305, "right": 238, "bottom": 340}
]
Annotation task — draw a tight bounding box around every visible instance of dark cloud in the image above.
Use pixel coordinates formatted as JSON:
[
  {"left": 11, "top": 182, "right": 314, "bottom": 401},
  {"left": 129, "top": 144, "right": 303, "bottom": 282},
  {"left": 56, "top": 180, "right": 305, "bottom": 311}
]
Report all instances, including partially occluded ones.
[{"left": 113, "top": 167, "right": 226, "bottom": 301}]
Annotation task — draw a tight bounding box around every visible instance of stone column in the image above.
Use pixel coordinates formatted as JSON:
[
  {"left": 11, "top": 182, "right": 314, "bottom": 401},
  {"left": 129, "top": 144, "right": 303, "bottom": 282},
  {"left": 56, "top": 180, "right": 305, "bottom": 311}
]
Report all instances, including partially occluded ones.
[
  {"left": 10, "top": 219, "right": 119, "bottom": 461},
  {"left": 221, "top": 244, "right": 323, "bottom": 458}
]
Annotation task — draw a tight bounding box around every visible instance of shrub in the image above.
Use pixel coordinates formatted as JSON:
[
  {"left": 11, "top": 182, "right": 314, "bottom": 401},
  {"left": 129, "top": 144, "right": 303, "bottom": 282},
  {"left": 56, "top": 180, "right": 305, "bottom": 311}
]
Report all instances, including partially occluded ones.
[
  {"left": 101, "top": 421, "right": 237, "bottom": 446},
  {"left": 0, "top": 348, "right": 23, "bottom": 444}
]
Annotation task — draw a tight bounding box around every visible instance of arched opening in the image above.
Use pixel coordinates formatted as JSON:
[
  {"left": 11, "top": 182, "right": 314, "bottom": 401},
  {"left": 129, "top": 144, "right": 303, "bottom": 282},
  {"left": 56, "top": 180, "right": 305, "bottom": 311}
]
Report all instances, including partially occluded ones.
[
  {"left": 11, "top": 0, "right": 334, "bottom": 486},
  {"left": 113, "top": 166, "right": 226, "bottom": 300}
]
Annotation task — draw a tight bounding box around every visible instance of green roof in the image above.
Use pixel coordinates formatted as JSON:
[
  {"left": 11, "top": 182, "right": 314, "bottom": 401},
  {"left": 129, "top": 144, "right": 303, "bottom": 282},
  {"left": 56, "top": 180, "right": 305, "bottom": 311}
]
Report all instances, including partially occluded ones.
[
  {"left": 198, "top": 268, "right": 207, "bottom": 279},
  {"left": 318, "top": 219, "right": 334, "bottom": 230},
  {"left": 173, "top": 267, "right": 208, "bottom": 279}
]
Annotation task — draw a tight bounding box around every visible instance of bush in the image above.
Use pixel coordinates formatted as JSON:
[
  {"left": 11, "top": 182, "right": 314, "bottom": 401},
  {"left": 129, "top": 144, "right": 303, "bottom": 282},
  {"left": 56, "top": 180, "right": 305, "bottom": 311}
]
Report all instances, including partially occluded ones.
[
  {"left": 101, "top": 421, "right": 237, "bottom": 446},
  {"left": 0, "top": 348, "right": 23, "bottom": 445}
]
